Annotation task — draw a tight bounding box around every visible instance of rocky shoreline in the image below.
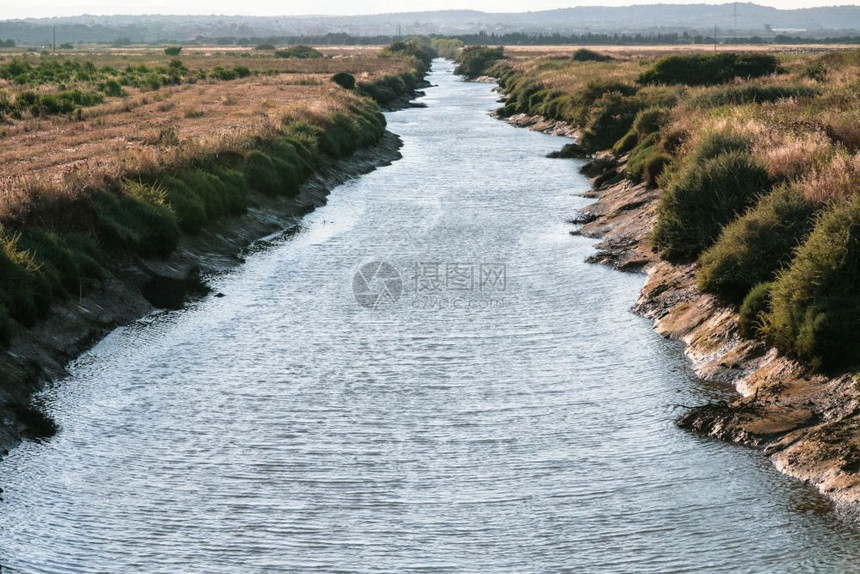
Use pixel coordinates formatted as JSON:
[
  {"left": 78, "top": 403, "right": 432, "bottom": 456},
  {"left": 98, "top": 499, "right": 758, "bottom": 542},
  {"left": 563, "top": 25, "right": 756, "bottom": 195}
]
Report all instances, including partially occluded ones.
[
  {"left": 503, "top": 111, "right": 860, "bottom": 515},
  {"left": 0, "top": 129, "right": 406, "bottom": 453}
]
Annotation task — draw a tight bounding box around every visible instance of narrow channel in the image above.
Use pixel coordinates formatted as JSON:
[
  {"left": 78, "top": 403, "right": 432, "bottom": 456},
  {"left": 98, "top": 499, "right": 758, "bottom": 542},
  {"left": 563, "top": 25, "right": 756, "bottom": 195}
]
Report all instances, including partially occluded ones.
[{"left": 2, "top": 59, "right": 859, "bottom": 573}]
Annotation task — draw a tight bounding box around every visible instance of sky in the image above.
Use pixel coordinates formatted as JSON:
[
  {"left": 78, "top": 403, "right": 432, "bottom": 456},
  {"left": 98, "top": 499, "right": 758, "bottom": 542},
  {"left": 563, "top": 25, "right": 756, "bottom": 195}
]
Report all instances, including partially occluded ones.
[{"left": 2, "top": 0, "right": 858, "bottom": 20}]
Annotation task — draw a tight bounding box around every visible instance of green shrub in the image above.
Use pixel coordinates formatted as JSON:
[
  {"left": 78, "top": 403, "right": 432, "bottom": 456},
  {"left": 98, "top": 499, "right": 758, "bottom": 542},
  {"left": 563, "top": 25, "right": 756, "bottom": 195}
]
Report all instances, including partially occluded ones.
[
  {"left": 145, "top": 74, "right": 161, "bottom": 90},
  {"left": 92, "top": 189, "right": 179, "bottom": 257},
  {"left": 643, "top": 153, "right": 672, "bottom": 188},
  {"left": 381, "top": 39, "right": 436, "bottom": 71},
  {"left": 358, "top": 81, "right": 395, "bottom": 104},
  {"left": 632, "top": 107, "right": 670, "bottom": 137},
  {"left": 275, "top": 45, "right": 323, "bottom": 59},
  {"left": 579, "top": 91, "right": 643, "bottom": 153},
  {"left": 163, "top": 46, "right": 182, "bottom": 56},
  {"left": 0, "top": 229, "right": 52, "bottom": 326},
  {"left": 801, "top": 62, "right": 827, "bottom": 82},
  {"left": 210, "top": 67, "right": 237, "bottom": 81},
  {"left": 626, "top": 132, "right": 661, "bottom": 182},
  {"left": 697, "top": 184, "right": 816, "bottom": 303},
  {"left": 270, "top": 157, "right": 301, "bottom": 196},
  {"left": 254, "top": 43, "right": 276, "bottom": 50},
  {"left": 243, "top": 150, "right": 282, "bottom": 196},
  {"left": 454, "top": 46, "right": 505, "bottom": 78},
  {"left": 739, "top": 282, "right": 773, "bottom": 339},
  {"left": 762, "top": 196, "right": 860, "bottom": 371},
  {"left": 430, "top": 38, "right": 464, "bottom": 60},
  {"left": 178, "top": 171, "right": 226, "bottom": 219},
  {"left": 17, "top": 229, "right": 100, "bottom": 296},
  {"left": 210, "top": 168, "right": 247, "bottom": 214},
  {"left": 269, "top": 137, "right": 312, "bottom": 177},
  {"left": 653, "top": 151, "right": 770, "bottom": 261},
  {"left": 639, "top": 53, "right": 781, "bottom": 86},
  {"left": 100, "top": 79, "right": 124, "bottom": 97},
  {"left": 689, "top": 84, "right": 819, "bottom": 108},
  {"left": 162, "top": 176, "right": 207, "bottom": 233},
  {"left": 689, "top": 130, "right": 752, "bottom": 164},
  {"left": 332, "top": 72, "right": 356, "bottom": 90},
  {"left": 571, "top": 49, "right": 613, "bottom": 62},
  {"left": 317, "top": 112, "right": 364, "bottom": 158},
  {"left": 282, "top": 121, "right": 324, "bottom": 157},
  {"left": 357, "top": 71, "right": 420, "bottom": 105},
  {"left": 613, "top": 130, "right": 639, "bottom": 155}
]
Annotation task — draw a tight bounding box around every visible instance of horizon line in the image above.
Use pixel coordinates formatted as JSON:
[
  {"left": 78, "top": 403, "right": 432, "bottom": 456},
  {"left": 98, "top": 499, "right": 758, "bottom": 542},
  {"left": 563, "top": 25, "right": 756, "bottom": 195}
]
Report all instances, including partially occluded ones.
[{"left": 5, "top": 2, "right": 860, "bottom": 22}]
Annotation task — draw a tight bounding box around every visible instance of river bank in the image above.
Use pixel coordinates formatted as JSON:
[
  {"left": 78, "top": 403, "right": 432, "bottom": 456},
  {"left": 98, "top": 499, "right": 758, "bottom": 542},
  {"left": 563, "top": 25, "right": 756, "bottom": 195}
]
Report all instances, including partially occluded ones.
[
  {"left": 500, "top": 108, "right": 860, "bottom": 514},
  {"left": 0, "top": 122, "right": 410, "bottom": 453}
]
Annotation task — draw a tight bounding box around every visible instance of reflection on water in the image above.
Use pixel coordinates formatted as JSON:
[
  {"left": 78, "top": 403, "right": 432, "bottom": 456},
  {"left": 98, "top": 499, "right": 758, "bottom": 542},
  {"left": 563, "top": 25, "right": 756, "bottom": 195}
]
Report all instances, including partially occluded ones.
[{"left": 1, "top": 60, "right": 859, "bottom": 573}]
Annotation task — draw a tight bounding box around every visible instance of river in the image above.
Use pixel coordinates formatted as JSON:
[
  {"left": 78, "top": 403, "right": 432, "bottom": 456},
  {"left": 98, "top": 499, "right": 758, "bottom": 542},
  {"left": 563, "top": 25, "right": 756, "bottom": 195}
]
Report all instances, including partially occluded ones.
[{"left": 2, "top": 59, "right": 860, "bottom": 573}]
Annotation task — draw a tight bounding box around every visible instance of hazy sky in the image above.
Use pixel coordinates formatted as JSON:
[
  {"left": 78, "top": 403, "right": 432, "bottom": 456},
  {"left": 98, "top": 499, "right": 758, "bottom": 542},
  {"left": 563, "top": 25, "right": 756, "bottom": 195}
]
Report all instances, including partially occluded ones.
[{"left": 2, "top": 0, "right": 858, "bottom": 19}]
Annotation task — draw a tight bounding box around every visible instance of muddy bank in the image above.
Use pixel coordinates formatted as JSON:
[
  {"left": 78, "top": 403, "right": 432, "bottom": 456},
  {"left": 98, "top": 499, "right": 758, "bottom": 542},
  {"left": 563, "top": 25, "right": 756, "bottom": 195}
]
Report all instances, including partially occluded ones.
[
  {"left": 0, "top": 130, "right": 404, "bottom": 452},
  {"left": 567, "top": 152, "right": 860, "bottom": 513}
]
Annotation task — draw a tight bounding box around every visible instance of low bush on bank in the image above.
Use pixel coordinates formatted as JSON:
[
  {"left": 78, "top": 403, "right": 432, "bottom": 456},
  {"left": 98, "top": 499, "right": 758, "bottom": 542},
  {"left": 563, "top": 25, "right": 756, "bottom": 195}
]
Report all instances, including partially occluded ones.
[
  {"left": 92, "top": 187, "right": 180, "bottom": 258},
  {"left": 430, "top": 38, "right": 464, "bottom": 60},
  {"left": 638, "top": 53, "right": 781, "bottom": 86},
  {"left": 0, "top": 225, "right": 101, "bottom": 333},
  {"left": 689, "top": 84, "right": 819, "bottom": 109},
  {"left": 626, "top": 132, "right": 661, "bottom": 182},
  {"left": 632, "top": 107, "right": 670, "bottom": 138},
  {"left": 332, "top": 72, "right": 356, "bottom": 90},
  {"left": 454, "top": 46, "right": 505, "bottom": 78},
  {"left": 762, "top": 196, "right": 860, "bottom": 371},
  {"left": 613, "top": 130, "right": 639, "bottom": 154},
  {"left": 697, "top": 184, "right": 817, "bottom": 304},
  {"left": 642, "top": 153, "right": 672, "bottom": 188},
  {"left": 358, "top": 70, "right": 423, "bottom": 105},
  {"left": 739, "top": 282, "right": 773, "bottom": 339},
  {"left": 275, "top": 46, "right": 323, "bottom": 59},
  {"left": 572, "top": 49, "right": 614, "bottom": 62},
  {"left": 687, "top": 131, "right": 752, "bottom": 164},
  {"left": 653, "top": 150, "right": 770, "bottom": 261},
  {"left": 163, "top": 177, "right": 207, "bottom": 233},
  {"left": 579, "top": 91, "right": 646, "bottom": 153},
  {"left": 244, "top": 150, "right": 284, "bottom": 197},
  {"left": 381, "top": 39, "right": 436, "bottom": 71}
]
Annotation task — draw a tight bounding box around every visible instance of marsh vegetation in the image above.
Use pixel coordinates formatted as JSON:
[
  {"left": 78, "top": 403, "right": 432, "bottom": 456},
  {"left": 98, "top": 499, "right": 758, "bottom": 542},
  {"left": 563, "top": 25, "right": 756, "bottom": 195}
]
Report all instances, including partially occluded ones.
[{"left": 483, "top": 46, "right": 860, "bottom": 372}]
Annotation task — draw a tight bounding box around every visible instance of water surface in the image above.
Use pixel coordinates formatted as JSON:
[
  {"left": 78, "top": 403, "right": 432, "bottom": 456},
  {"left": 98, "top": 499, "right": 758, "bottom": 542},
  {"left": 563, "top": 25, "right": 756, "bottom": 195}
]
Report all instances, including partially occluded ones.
[{"left": 2, "top": 59, "right": 860, "bottom": 573}]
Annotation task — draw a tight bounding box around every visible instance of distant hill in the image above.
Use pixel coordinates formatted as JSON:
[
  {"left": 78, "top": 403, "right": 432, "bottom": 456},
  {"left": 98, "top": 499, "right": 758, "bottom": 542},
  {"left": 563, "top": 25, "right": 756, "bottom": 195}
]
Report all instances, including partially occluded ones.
[{"left": 3, "top": 4, "right": 860, "bottom": 45}]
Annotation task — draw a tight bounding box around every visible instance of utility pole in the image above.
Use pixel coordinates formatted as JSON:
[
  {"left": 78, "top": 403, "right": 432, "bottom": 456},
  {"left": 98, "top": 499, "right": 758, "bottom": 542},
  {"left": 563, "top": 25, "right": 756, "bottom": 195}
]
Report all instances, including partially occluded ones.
[
  {"left": 734, "top": 2, "right": 738, "bottom": 39},
  {"left": 714, "top": 25, "right": 718, "bottom": 51},
  {"left": 52, "top": 25, "right": 56, "bottom": 52}
]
